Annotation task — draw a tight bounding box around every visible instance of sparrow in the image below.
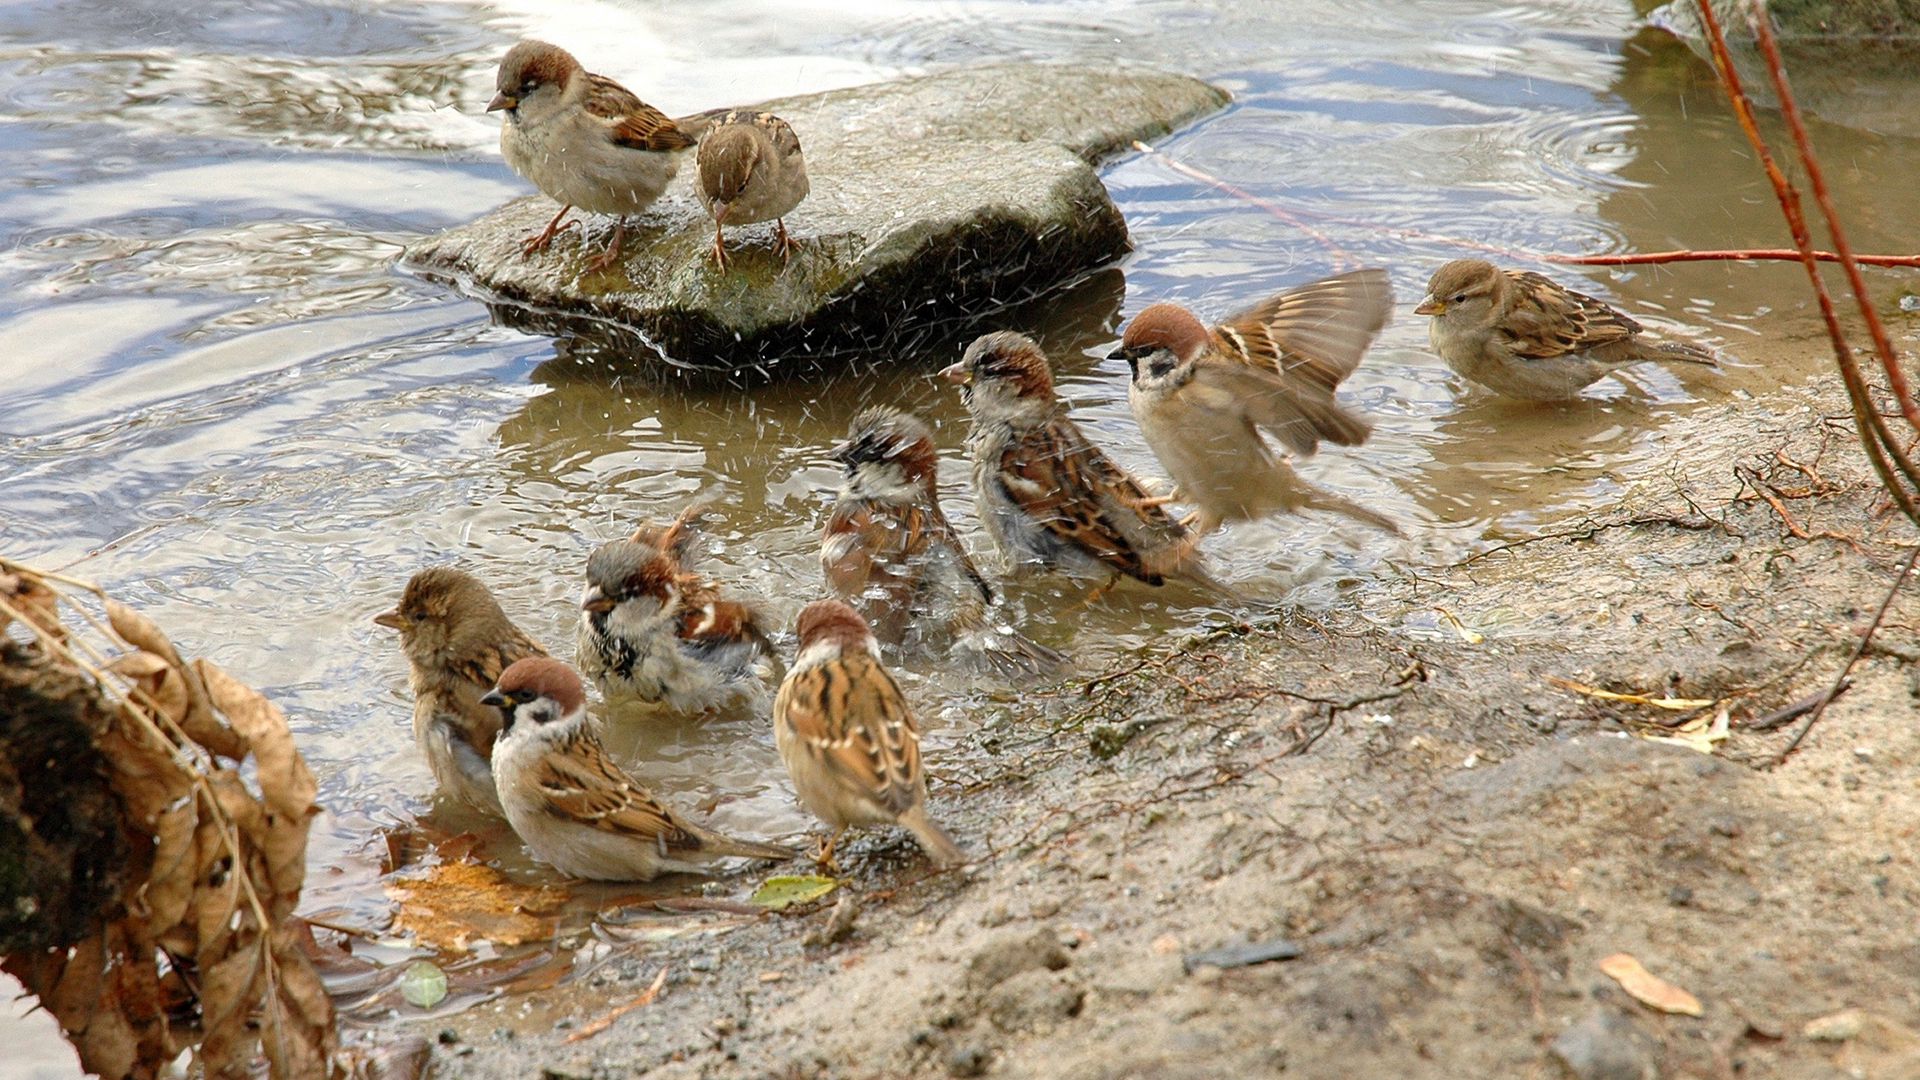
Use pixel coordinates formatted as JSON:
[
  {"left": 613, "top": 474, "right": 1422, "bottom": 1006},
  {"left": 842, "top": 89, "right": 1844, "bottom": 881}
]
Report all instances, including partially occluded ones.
[
  {"left": 696, "top": 110, "right": 809, "bottom": 270},
  {"left": 488, "top": 40, "right": 711, "bottom": 272},
  {"left": 482, "top": 657, "right": 794, "bottom": 881},
  {"left": 374, "top": 566, "right": 548, "bottom": 817},
  {"left": 1415, "top": 258, "right": 1718, "bottom": 401},
  {"left": 940, "top": 331, "right": 1238, "bottom": 603},
  {"left": 577, "top": 505, "right": 781, "bottom": 715},
  {"left": 1111, "top": 269, "right": 1400, "bottom": 539},
  {"left": 773, "top": 600, "right": 963, "bottom": 868},
  {"left": 822, "top": 406, "right": 1064, "bottom": 676}
]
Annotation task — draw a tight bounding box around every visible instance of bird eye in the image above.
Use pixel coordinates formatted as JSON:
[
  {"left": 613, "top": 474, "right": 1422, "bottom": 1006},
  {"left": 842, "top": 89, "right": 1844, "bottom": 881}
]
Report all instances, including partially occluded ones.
[
  {"left": 1450, "top": 293, "right": 1467, "bottom": 304},
  {"left": 520, "top": 79, "right": 538, "bottom": 94}
]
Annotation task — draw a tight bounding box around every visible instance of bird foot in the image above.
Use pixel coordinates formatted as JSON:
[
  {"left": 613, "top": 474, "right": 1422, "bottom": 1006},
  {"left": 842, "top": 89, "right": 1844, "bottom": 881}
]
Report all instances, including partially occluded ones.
[
  {"left": 520, "top": 206, "right": 578, "bottom": 258},
  {"left": 774, "top": 219, "right": 800, "bottom": 265},
  {"left": 583, "top": 221, "right": 628, "bottom": 273}
]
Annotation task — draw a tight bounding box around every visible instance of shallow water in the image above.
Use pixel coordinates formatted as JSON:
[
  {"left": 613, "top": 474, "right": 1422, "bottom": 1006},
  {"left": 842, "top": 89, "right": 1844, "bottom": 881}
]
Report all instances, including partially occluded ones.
[{"left": 4, "top": 0, "right": 1918, "bottom": 1053}]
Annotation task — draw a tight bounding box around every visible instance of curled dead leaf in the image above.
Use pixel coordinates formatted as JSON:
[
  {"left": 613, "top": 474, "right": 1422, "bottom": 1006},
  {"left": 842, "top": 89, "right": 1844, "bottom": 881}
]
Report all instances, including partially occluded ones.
[
  {"left": 143, "top": 799, "right": 200, "bottom": 943},
  {"left": 0, "top": 568, "right": 69, "bottom": 642},
  {"left": 1599, "top": 952, "right": 1703, "bottom": 1016},
  {"left": 106, "top": 599, "right": 182, "bottom": 667}
]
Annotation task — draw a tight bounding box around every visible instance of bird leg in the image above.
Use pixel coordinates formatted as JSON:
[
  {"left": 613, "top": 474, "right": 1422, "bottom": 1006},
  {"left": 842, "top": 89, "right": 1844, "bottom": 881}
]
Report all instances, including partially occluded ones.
[
  {"left": 811, "top": 827, "right": 846, "bottom": 875},
  {"left": 708, "top": 221, "right": 731, "bottom": 270},
  {"left": 773, "top": 218, "right": 799, "bottom": 264},
  {"left": 1133, "top": 487, "right": 1184, "bottom": 510},
  {"left": 1080, "top": 574, "right": 1122, "bottom": 609},
  {"left": 583, "top": 219, "right": 628, "bottom": 273},
  {"left": 520, "top": 204, "right": 577, "bottom": 257}
]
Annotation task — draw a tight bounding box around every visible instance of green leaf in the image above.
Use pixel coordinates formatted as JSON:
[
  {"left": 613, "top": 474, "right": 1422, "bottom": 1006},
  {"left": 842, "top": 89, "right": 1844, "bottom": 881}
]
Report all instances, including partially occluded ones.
[
  {"left": 750, "top": 875, "right": 839, "bottom": 911},
  {"left": 400, "top": 960, "right": 448, "bottom": 1009}
]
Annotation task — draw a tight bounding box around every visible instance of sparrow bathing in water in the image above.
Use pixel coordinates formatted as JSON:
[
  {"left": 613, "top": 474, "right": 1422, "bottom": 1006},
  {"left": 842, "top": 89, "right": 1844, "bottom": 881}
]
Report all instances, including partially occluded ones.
[
  {"left": 942, "top": 331, "right": 1239, "bottom": 604},
  {"left": 773, "top": 600, "right": 963, "bottom": 869},
  {"left": 488, "top": 40, "right": 713, "bottom": 271},
  {"left": 696, "top": 110, "right": 809, "bottom": 270},
  {"left": 1112, "top": 269, "right": 1400, "bottom": 541},
  {"left": 1415, "top": 258, "right": 1717, "bottom": 401},
  {"left": 483, "top": 657, "right": 794, "bottom": 881},
  {"left": 822, "top": 406, "right": 1063, "bottom": 676},
  {"left": 375, "top": 567, "right": 548, "bottom": 817},
  {"left": 577, "top": 505, "right": 781, "bottom": 715}
]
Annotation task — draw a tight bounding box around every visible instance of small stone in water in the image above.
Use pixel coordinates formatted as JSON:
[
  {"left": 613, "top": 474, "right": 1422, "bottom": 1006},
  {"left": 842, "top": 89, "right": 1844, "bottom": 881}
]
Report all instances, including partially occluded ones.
[
  {"left": 1899, "top": 294, "right": 1920, "bottom": 312},
  {"left": 401, "top": 960, "right": 448, "bottom": 1009}
]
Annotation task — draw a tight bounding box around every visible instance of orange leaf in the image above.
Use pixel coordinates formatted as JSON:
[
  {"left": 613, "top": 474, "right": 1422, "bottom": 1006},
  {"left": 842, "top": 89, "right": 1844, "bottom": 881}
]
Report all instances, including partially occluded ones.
[{"left": 1599, "top": 953, "right": 1703, "bottom": 1016}]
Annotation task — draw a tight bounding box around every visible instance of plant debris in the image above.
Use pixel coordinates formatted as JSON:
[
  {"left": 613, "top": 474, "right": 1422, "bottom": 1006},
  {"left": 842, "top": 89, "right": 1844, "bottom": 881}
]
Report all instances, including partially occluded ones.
[
  {"left": 0, "top": 559, "right": 337, "bottom": 1078},
  {"left": 1598, "top": 953, "right": 1703, "bottom": 1016},
  {"left": 751, "top": 874, "right": 839, "bottom": 911},
  {"left": 386, "top": 860, "right": 568, "bottom": 952}
]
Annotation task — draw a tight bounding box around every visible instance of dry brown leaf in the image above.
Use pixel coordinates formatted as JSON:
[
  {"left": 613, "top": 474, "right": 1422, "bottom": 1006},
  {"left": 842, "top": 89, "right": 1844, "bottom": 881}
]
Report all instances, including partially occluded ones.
[
  {"left": 386, "top": 861, "right": 568, "bottom": 953},
  {"left": 200, "top": 659, "right": 316, "bottom": 820},
  {"left": 143, "top": 799, "right": 200, "bottom": 942},
  {"left": 1599, "top": 953, "right": 1703, "bottom": 1016},
  {"left": 1, "top": 569, "right": 69, "bottom": 641},
  {"left": 106, "top": 599, "right": 182, "bottom": 667},
  {"left": 75, "top": 998, "right": 138, "bottom": 1080},
  {"left": 198, "top": 937, "right": 265, "bottom": 1075}
]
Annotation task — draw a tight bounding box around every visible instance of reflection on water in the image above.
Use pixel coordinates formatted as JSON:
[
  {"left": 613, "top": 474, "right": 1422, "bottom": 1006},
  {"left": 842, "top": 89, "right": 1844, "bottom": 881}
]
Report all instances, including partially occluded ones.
[{"left": 3, "top": 0, "right": 1917, "bottom": 1043}]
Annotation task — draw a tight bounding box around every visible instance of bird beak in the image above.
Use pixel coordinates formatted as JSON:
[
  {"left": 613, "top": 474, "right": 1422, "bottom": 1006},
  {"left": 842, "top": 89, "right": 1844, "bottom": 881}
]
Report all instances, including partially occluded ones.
[
  {"left": 373, "top": 608, "right": 403, "bottom": 630},
  {"left": 581, "top": 585, "right": 615, "bottom": 615},
  {"left": 479, "top": 688, "right": 507, "bottom": 708},
  {"left": 486, "top": 92, "right": 516, "bottom": 113},
  {"left": 937, "top": 361, "right": 971, "bottom": 385},
  {"left": 1413, "top": 297, "right": 1444, "bottom": 316}
]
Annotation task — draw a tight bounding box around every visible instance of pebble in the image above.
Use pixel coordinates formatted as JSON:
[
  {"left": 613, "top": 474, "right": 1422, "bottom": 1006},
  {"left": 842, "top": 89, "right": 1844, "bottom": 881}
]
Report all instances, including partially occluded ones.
[
  {"left": 947, "top": 1044, "right": 990, "bottom": 1077},
  {"left": 1549, "top": 1006, "right": 1658, "bottom": 1080}
]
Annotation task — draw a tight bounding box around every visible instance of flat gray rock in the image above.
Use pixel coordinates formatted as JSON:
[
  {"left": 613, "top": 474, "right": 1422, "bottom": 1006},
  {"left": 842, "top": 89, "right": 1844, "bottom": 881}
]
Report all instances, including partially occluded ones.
[{"left": 402, "top": 64, "right": 1228, "bottom": 374}]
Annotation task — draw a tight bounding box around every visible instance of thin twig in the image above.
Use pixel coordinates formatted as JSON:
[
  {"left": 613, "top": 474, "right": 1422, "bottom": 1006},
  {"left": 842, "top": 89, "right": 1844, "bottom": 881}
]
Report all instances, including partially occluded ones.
[
  {"left": 1774, "top": 545, "right": 1918, "bottom": 765},
  {"left": 563, "top": 966, "right": 669, "bottom": 1043}
]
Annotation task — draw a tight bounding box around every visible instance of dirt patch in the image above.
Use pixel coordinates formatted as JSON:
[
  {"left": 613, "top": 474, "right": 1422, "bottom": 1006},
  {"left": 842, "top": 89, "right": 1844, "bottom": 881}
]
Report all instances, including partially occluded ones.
[{"left": 404, "top": 374, "right": 1919, "bottom": 1079}]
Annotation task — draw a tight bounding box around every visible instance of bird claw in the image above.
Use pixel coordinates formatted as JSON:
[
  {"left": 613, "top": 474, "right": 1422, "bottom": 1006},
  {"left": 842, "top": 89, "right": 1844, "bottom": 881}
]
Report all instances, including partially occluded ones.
[
  {"left": 520, "top": 207, "right": 578, "bottom": 258},
  {"left": 583, "top": 220, "right": 628, "bottom": 273},
  {"left": 774, "top": 219, "right": 799, "bottom": 266}
]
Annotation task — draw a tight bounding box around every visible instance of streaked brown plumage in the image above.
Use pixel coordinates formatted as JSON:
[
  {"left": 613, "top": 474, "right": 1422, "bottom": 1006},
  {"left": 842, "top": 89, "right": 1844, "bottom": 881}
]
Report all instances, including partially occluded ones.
[
  {"left": 941, "top": 331, "right": 1241, "bottom": 602},
  {"left": 1417, "top": 258, "right": 1717, "bottom": 401},
  {"left": 484, "top": 657, "right": 793, "bottom": 881},
  {"left": 822, "top": 406, "right": 1062, "bottom": 675},
  {"left": 696, "top": 110, "right": 809, "bottom": 269},
  {"left": 773, "top": 600, "right": 962, "bottom": 868},
  {"left": 375, "top": 566, "right": 548, "bottom": 816},
  {"left": 1114, "top": 269, "right": 1400, "bottom": 537},
  {"left": 577, "top": 505, "right": 780, "bottom": 714},
  {"left": 488, "top": 40, "right": 712, "bottom": 271}
]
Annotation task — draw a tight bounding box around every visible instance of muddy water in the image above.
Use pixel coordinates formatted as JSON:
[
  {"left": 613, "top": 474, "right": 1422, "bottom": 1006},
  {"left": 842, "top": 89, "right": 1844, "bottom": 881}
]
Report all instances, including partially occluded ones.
[{"left": 4, "top": 0, "right": 1917, "bottom": 1052}]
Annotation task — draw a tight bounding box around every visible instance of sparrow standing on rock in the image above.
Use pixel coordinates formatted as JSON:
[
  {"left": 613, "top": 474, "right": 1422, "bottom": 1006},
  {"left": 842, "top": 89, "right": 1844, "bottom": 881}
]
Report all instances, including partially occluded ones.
[
  {"left": 696, "top": 110, "right": 809, "bottom": 269},
  {"left": 375, "top": 567, "right": 548, "bottom": 816},
  {"left": 1112, "top": 269, "right": 1400, "bottom": 540},
  {"left": 577, "top": 506, "right": 781, "bottom": 715},
  {"left": 774, "top": 600, "right": 963, "bottom": 869},
  {"left": 1415, "top": 258, "right": 1718, "bottom": 401},
  {"left": 822, "top": 406, "right": 1063, "bottom": 675},
  {"left": 488, "top": 40, "right": 710, "bottom": 271},
  {"left": 482, "top": 657, "right": 794, "bottom": 881},
  {"left": 941, "top": 331, "right": 1237, "bottom": 603}
]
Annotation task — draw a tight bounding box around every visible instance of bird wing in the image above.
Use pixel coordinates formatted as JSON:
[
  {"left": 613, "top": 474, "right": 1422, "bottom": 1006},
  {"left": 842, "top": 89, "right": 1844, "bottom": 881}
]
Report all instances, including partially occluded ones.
[
  {"left": 583, "top": 74, "right": 697, "bottom": 152},
  {"left": 1203, "top": 269, "right": 1391, "bottom": 453},
  {"left": 533, "top": 728, "right": 706, "bottom": 853},
  {"left": 1501, "top": 270, "right": 1642, "bottom": 360},
  {"left": 995, "top": 417, "right": 1184, "bottom": 585},
  {"left": 775, "top": 652, "right": 922, "bottom": 816}
]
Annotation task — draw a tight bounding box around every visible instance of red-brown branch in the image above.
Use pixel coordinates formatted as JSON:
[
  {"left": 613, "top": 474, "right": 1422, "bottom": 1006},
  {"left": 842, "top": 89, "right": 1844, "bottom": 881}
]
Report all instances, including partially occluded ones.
[
  {"left": 1744, "top": 10, "right": 1920, "bottom": 435},
  {"left": 1693, "top": 0, "right": 1920, "bottom": 526},
  {"left": 1545, "top": 249, "right": 1920, "bottom": 268}
]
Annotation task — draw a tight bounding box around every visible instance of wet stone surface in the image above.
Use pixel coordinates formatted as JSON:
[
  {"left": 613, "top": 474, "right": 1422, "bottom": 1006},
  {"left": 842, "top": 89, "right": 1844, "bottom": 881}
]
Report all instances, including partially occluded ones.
[{"left": 401, "top": 63, "right": 1228, "bottom": 374}]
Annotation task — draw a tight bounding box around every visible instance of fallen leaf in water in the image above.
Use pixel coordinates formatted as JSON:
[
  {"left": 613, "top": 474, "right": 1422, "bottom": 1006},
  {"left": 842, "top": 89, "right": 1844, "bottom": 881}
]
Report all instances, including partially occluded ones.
[
  {"left": 399, "top": 961, "right": 447, "bottom": 1009},
  {"left": 750, "top": 874, "right": 838, "bottom": 911},
  {"left": 1549, "top": 677, "right": 1717, "bottom": 712},
  {"left": 386, "top": 861, "right": 567, "bottom": 953},
  {"left": 1599, "top": 953, "right": 1703, "bottom": 1016}
]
